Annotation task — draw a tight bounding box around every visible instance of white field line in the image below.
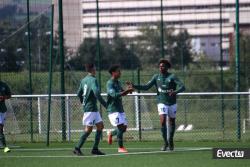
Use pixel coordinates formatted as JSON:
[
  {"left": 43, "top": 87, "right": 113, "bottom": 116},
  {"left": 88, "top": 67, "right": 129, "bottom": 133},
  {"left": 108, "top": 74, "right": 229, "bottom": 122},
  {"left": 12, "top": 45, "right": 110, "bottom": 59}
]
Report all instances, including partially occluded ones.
[{"left": 0, "top": 147, "right": 211, "bottom": 158}]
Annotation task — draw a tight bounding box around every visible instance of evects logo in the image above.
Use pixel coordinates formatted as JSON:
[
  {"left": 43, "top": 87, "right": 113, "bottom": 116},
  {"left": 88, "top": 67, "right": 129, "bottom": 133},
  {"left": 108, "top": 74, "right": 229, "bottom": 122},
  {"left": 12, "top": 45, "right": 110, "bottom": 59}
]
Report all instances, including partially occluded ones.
[{"left": 213, "top": 148, "right": 250, "bottom": 159}]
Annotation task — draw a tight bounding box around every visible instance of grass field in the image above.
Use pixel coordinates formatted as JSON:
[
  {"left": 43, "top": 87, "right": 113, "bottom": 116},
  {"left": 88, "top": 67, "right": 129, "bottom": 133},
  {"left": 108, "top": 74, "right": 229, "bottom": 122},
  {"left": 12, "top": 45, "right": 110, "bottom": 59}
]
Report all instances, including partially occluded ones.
[{"left": 0, "top": 141, "right": 249, "bottom": 167}]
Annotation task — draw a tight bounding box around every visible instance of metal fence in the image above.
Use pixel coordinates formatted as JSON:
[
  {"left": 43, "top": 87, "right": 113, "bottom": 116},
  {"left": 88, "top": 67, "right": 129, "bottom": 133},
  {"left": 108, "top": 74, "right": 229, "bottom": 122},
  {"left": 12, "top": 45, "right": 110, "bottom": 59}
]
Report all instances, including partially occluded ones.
[
  {"left": 0, "top": 0, "right": 249, "bottom": 94},
  {"left": 4, "top": 92, "right": 250, "bottom": 143}
]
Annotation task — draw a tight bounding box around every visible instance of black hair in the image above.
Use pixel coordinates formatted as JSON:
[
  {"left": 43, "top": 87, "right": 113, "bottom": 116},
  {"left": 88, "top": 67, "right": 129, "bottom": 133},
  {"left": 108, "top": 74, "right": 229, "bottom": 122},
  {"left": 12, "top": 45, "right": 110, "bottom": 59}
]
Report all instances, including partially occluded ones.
[
  {"left": 108, "top": 64, "right": 120, "bottom": 74},
  {"left": 158, "top": 59, "right": 171, "bottom": 68},
  {"left": 85, "top": 63, "right": 95, "bottom": 72}
]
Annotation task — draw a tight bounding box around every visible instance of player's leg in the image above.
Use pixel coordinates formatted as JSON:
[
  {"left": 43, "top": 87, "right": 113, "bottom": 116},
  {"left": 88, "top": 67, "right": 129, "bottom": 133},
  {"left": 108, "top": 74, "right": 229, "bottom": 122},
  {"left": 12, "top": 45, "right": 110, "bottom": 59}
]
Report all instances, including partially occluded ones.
[
  {"left": 0, "top": 113, "right": 10, "bottom": 153},
  {"left": 74, "top": 126, "right": 92, "bottom": 155},
  {"left": 157, "top": 103, "right": 168, "bottom": 151},
  {"left": 73, "top": 112, "right": 93, "bottom": 156},
  {"left": 117, "top": 112, "right": 128, "bottom": 153},
  {"left": 0, "top": 124, "right": 6, "bottom": 146},
  {"left": 109, "top": 129, "right": 118, "bottom": 139},
  {"left": 108, "top": 112, "right": 128, "bottom": 152},
  {"left": 160, "top": 114, "right": 168, "bottom": 151},
  {"left": 117, "top": 124, "right": 127, "bottom": 153},
  {"left": 107, "top": 128, "right": 118, "bottom": 145},
  {"left": 168, "top": 104, "right": 177, "bottom": 151},
  {"left": 107, "top": 112, "right": 119, "bottom": 145},
  {"left": 168, "top": 118, "right": 176, "bottom": 151},
  {"left": 91, "top": 112, "right": 105, "bottom": 155}
]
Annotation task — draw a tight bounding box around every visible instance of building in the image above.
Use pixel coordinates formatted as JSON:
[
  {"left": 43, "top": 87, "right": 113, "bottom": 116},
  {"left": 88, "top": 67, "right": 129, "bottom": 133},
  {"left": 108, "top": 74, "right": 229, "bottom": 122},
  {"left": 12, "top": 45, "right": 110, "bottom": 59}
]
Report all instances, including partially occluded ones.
[
  {"left": 58, "top": 0, "right": 250, "bottom": 61},
  {"left": 53, "top": 0, "right": 82, "bottom": 55}
]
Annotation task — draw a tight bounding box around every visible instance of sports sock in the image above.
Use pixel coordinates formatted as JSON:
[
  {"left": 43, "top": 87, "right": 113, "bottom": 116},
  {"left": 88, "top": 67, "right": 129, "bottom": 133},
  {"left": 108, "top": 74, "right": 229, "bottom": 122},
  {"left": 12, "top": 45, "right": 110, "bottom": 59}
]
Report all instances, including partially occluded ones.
[
  {"left": 161, "top": 125, "right": 168, "bottom": 145},
  {"left": 169, "top": 120, "right": 176, "bottom": 144},
  {"left": 75, "top": 131, "right": 91, "bottom": 149},
  {"left": 117, "top": 128, "right": 124, "bottom": 148},
  {"left": 111, "top": 129, "right": 118, "bottom": 137},
  {"left": 0, "top": 132, "right": 6, "bottom": 147},
  {"left": 93, "top": 130, "right": 102, "bottom": 150}
]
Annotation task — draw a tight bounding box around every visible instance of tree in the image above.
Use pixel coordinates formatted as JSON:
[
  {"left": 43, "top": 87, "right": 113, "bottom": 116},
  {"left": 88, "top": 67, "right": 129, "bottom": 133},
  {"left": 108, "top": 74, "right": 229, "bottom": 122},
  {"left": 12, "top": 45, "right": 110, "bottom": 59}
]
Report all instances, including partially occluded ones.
[
  {"left": 136, "top": 24, "right": 192, "bottom": 68},
  {"left": 68, "top": 38, "right": 113, "bottom": 70},
  {"left": 172, "top": 29, "right": 193, "bottom": 69},
  {"left": 239, "top": 34, "right": 250, "bottom": 91},
  {"left": 229, "top": 32, "right": 250, "bottom": 91},
  {"left": 0, "top": 5, "right": 26, "bottom": 72},
  {"left": 69, "top": 27, "right": 140, "bottom": 70},
  {"left": 111, "top": 27, "right": 140, "bottom": 69},
  {"left": 0, "top": 5, "right": 53, "bottom": 72}
]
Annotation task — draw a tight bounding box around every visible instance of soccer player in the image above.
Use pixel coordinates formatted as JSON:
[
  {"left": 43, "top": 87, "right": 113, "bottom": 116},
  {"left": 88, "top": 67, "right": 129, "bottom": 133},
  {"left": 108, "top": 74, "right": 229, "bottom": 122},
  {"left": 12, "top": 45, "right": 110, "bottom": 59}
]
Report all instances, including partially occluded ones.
[
  {"left": 73, "top": 63, "right": 107, "bottom": 156},
  {"left": 106, "top": 65, "right": 134, "bottom": 153},
  {"left": 128, "top": 59, "right": 185, "bottom": 151},
  {"left": 0, "top": 80, "right": 11, "bottom": 153}
]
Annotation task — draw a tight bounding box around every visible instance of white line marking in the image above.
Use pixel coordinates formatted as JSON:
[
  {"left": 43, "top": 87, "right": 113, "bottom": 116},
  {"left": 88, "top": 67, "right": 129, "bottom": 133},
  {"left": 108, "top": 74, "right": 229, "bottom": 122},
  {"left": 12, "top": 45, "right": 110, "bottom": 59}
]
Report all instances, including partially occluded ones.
[
  {"left": 11, "top": 147, "right": 162, "bottom": 152},
  {"left": 7, "top": 147, "right": 211, "bottom": 152},
  {"left": 0, "top": 147, "right": 211, "bottom": 158}
]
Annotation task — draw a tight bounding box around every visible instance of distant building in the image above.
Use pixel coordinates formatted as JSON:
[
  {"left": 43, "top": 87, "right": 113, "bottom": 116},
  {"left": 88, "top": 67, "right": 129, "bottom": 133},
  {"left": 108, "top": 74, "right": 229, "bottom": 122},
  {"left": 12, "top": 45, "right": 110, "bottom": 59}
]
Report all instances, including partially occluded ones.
[
  {"left": 55, "top": 0, "right": 250, "bottom": 62},
  {"left": 53, "top": 0, "right": 82, "bottom": 55}
]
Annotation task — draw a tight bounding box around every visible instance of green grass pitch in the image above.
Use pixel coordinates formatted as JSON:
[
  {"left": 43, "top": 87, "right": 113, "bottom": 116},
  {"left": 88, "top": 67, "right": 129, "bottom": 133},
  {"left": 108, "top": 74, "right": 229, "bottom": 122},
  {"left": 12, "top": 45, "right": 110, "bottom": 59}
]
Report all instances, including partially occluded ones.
[{"left": 0, "top": 141, "right": 249, "bottom": 167}]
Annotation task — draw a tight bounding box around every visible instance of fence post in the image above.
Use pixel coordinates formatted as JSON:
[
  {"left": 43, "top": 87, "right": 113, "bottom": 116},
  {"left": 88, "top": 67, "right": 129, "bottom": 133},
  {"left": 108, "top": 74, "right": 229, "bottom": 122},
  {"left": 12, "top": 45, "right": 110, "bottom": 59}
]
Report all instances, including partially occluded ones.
[
  {"left": 248, "top": 89, "right": 250, "bottom": 120},
  {"left": 58, "top": 0, "right": 66, "bottom": 141},
  {"left": 38, "top": 97, "right": 41, "bottom": 134},
  {"left": 137, "top": 68, "right": 142, "bottom": 141},
  {"left": 26, "top": 0, "right": 33, "bottom": 143},
  {"left": 134, "top": 94, "right": 139, "bottom": 129},
  {"left": 184, "top": 99, "right": 188, "bottom": 126},
  {"left": 66, "top": 96, "right": 71, "bottom": 141},
  {"left": 235, "top": 0, "right": 241, "bottom": 141}
]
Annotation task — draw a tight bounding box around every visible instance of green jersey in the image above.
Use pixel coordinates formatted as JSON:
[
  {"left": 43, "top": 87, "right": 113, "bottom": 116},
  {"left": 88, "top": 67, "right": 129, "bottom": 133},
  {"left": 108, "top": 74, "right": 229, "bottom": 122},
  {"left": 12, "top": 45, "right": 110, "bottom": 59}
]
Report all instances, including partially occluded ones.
[
  {"left": 77, "top": 74, "right": 107, "bottom": 112},
  {"left": 106, "top": 79, "right": 124, "bottom": 113},
  {"left": 0, "top": 81, "right": 11, "bottom": 113},
  {"left": 133, "top": 73, "right": 185, "bottom": 105}
]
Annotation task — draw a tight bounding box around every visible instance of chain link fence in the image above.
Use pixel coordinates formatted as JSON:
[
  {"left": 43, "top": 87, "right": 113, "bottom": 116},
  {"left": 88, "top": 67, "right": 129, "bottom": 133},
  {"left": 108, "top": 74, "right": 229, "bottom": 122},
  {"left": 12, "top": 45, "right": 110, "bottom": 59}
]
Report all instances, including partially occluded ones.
[
  {"left": 4, "top": 92, "right": 250, "bottom": 143},
  {"left": 0, "top": 1, "right": 250, "bottom": 144}
]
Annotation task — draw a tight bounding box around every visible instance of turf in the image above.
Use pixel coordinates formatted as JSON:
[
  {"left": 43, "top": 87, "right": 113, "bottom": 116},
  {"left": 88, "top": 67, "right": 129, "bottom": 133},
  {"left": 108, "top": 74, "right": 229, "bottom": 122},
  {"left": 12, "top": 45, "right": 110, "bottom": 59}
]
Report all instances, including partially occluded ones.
[{"left": 0, "top": 141, "right": 249, "bottom": 167}]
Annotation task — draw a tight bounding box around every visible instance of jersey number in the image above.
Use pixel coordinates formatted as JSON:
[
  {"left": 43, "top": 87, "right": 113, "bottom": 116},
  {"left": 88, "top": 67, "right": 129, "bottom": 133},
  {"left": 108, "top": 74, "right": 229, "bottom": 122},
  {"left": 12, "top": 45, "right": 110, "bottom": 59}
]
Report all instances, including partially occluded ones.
[
  {"left": 161, "top": 107, "right": 167, "bottom": 113},
  {"left": 83, "top": 84, "right": 88, "bottom": 96},
  {"left": 116, "top": 117, "right": 119, "bottom": 124}
]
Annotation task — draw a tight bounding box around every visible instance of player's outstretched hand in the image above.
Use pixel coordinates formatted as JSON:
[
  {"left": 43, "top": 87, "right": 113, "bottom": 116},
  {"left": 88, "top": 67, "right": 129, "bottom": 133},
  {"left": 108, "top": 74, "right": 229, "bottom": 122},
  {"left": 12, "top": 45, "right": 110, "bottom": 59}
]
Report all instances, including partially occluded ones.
[
  {"left": 168, "top": 91, "right": 177, "bottom": 96},
  {"left": 125, "top": 81, "right": 133, "bottom": 86}
]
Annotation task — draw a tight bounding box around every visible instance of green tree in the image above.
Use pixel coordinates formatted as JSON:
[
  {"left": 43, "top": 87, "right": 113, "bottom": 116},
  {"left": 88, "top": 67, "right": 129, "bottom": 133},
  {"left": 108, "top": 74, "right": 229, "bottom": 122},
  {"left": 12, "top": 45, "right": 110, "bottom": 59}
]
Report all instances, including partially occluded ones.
[
  {"left": 69, "top": 28, "right": 140, "bottom": 70},
  {"left": 68, "top": 38, "right": 113, "bottom": 70},
  {"left": 111, "top": 27, "right": 140, "bottom": 69},
  {"left": 172, "top": 29, "right": 193, "bottom": 69},
  {"left": 0, "top": 5, "right": 26, "bottom": 72},
  {"left": 229, "top": 33, "right": 250, "bottom": 91},
  {"left": 136, "top": 24, "right": 192, "bottom": 68},
  {"left": 240, "top": 34, "right": 250, "bottom": 91}
]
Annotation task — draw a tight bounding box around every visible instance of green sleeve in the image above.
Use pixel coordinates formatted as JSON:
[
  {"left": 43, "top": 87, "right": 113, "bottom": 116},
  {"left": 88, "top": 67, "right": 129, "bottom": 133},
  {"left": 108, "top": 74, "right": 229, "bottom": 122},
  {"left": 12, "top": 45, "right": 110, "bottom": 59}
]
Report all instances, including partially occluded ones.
[
  {"left": 5, "top": 84, "right": 11, "bottom": 96},
  {"left": 173, "top": 75, "right": 185, "bottom": 93},
  {"left": 77, "top": 83, "right": 83, "bottom": 103},
  {"left": 107, "top": 81, "right": 122, "bottom": 99},
  {"left": 92, "top": 79, "right": 107, "bottom": 108},
  {"left": 133, "top": 75, "right": 156, "bottom": 90}
]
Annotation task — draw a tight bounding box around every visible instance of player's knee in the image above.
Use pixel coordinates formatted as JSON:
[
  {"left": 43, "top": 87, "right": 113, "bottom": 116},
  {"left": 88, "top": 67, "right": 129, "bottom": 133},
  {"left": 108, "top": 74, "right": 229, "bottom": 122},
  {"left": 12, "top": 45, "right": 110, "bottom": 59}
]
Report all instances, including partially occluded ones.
[
  {"left": 161, "top": 122, "right": 167, "bottom": 127},
  {"left": 96, "top": 122, "right": 104, "bottom": 131},
  {"left": 0, "top": 125, "right": 3, "bottom": 133},
  {"left": 85, "top": 126, "right": 93, "bottom": 133},
  {"left": 118, "top": 125, "right": 126, "bottom": 132},
  {"left": 123, "top": 125, "right": 127, "bottom": 132},
  {"left": 169, "top": 118, "right": 176, "bottom": 125},
  {"left": 97, "top": 125, "right": 104, "bottom": 131}
]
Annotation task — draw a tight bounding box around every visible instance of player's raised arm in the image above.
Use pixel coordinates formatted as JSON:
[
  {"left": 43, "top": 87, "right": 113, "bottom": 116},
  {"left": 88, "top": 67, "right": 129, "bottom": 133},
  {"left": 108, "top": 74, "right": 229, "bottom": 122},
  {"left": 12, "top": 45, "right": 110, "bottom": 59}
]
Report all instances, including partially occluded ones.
[{"left": 131, "top": 74, "right": 157, "bottom": 91}]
